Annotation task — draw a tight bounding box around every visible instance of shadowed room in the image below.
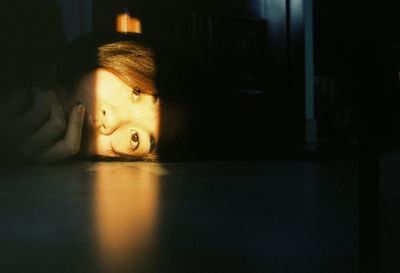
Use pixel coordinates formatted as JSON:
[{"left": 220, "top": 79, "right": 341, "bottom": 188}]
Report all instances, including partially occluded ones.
[{"left": 0, "top": 0, "right": 399, "bottom": 272}]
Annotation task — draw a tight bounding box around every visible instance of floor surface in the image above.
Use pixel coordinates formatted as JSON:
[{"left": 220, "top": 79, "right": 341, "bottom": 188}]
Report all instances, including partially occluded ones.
[{"left": 0, "top": 160, "right": 362, "bottom": 273}]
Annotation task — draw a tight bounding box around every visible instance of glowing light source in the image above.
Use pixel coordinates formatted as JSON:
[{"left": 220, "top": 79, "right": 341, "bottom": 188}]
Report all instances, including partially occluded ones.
[{"left": 116, "top": 11, "right": 142, "bottom": 33}]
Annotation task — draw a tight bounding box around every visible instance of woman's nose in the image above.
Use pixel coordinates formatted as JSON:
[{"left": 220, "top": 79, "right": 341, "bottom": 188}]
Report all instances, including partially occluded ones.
[{"left": 99, "top": 105, "right": 119, "bottom": 135}]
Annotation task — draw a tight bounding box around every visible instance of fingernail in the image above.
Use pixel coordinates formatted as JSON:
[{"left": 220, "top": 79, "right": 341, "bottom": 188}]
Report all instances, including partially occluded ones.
[{"left": 76, "top": 104, "right": 85, "bottom": 116}]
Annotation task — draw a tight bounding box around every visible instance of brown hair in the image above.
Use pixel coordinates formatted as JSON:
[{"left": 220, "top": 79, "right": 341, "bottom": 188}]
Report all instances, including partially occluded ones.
[
  {"left": 97, "top": 41, "right": 157, "bottom": 96},
  {"left": 55, "top": 33, "right": 157, "bottom": 96}
]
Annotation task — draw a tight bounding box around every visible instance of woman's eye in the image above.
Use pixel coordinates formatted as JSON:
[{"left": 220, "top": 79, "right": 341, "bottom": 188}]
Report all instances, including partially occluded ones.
[
  {"left": 132, "top": 87, "right": 141, "bottom": 102},
  {"left": 130, "top": 130, "right": 140, "bottom": 150}
]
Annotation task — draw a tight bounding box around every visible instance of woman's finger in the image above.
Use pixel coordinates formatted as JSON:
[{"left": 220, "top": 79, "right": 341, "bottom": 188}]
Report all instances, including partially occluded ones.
[
  {"left": 21, "top": 90, "right": 67, "bottom": 157},
  {"left": 20, "top": 89, "right": 51, "bottom": 134},
  {"left": 37, "top": 104, "right": 85, "bottom": 163}
]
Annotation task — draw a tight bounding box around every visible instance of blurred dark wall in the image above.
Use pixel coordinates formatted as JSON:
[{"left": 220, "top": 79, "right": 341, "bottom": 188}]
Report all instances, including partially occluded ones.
[
  {"left": 57, "top": 0, "right": 92, "bottom": 41},
  {"left": 313, "top": 1, "right": 400, "bottom": 154},
  {"left": 0, "top": 0, "right": 67, "bottom": 98}
]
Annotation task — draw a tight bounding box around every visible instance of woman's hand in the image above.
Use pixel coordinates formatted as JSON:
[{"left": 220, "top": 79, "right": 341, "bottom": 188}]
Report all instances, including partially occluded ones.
[{"left": 0, "top": 88, "right": 85, "bottom": 164}]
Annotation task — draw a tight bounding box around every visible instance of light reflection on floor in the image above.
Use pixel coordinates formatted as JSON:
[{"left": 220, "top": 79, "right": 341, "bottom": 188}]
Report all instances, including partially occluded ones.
[{"left": 91, "top": 163, "right": 164, "bottom": 271}]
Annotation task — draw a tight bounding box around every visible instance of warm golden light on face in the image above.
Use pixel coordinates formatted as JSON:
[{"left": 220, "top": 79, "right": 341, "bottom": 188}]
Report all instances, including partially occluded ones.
[
  {"left": 92, "top": 162, "right": 164, "bottom": 269},
  {"left": 116, "top": 12, "right": 142, "bottom": 33},
  {"left": 76, "top": 69, "right": 160, "bottom": 159}
]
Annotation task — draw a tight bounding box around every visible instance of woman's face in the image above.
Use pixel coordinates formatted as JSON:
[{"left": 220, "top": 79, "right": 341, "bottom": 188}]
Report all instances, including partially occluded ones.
[{"left": 75, "top": 69, "right": 160, "bottom": 158}]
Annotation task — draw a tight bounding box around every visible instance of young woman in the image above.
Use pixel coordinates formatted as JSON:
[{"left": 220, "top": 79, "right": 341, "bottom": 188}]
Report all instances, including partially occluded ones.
[{"left": 0, "top": 33, "right": 168, "bottom": 163}]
